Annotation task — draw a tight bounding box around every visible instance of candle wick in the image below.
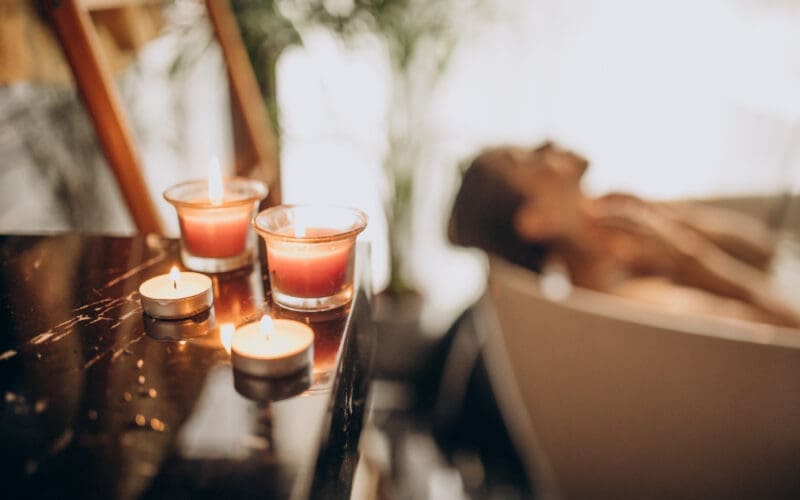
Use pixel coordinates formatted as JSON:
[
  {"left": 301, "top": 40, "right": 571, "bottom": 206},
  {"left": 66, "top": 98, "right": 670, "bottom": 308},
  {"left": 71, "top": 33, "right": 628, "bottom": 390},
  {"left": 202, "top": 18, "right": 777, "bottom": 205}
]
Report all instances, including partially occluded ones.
[{"left": 173, "top": 280, "right": 177, "bottom": 290}]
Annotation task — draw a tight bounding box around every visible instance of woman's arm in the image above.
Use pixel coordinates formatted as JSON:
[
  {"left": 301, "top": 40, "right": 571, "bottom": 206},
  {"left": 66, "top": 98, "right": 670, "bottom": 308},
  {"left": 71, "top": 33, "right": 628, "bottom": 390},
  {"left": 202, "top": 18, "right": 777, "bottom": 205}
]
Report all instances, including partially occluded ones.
[
  {"left": 589, "top": 196, "right": 799, "bottom": 327},
  {"left": 594, "top": 193, "right": 776, "bottom": 269},
  {"left": 674, "top": 234, "right": 799, "bottom": 327},
  {"left": 659, "top": 200, "right": 776, "bottom": 270}
]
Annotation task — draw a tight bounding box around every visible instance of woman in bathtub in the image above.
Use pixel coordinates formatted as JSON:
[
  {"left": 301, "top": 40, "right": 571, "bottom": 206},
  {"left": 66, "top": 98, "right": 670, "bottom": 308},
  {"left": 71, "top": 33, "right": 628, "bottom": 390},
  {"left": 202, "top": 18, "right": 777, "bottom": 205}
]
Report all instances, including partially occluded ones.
[{"left": 449, "top": 141, "right": 800, "bottom": 328}]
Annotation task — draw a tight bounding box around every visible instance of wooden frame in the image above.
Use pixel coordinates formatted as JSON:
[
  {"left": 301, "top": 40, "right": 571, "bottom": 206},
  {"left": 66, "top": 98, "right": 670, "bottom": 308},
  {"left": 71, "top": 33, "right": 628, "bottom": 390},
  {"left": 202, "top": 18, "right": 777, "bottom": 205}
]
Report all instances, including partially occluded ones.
[
  {"left": 41, "top": 0, "right": 281, "bottom": 233},
  {"left": 206, "top": 0, "right": 281, "bottom": 206},
  {"left": 45, "top": 0, "right": 161, "bottom": 233}
]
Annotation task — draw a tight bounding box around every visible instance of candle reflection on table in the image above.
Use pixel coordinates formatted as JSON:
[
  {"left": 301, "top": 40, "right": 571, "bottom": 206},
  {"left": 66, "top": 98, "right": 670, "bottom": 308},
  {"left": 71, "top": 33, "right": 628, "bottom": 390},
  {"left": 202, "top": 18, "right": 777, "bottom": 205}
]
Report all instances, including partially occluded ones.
[
  {"left": 233, "top": 366, "right": 313, "bottom": 402},
  {"left": 143, "top": 308, "right": 216, "bottom": 341},
  {"left": 267, "top": 304, "right": 348, "bottom": 385},
  {"left": 209, "top": 264, "right": 266, "bottom": 326},
  {"left": 220, "top": 323, "right": 235, "bottom": 354}
]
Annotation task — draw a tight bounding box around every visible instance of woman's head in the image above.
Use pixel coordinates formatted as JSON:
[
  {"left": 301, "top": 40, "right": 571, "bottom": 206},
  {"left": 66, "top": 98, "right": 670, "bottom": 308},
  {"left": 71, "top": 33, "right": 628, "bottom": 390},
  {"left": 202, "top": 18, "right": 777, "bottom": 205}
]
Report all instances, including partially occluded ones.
[{"left": 448, "top": 141, "right": 588, "bottom": 272}]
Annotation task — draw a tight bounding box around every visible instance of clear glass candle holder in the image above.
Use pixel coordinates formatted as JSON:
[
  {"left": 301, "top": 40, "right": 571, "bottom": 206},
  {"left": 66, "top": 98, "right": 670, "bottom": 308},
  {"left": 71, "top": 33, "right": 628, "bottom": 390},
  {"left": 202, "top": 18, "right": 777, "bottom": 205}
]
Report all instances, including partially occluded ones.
[
  {"left": 164, "top": 177, "right": 267, "bottom": 273},
  {"left": 254, "top": 205, "right": 368, "bottom": 311}
]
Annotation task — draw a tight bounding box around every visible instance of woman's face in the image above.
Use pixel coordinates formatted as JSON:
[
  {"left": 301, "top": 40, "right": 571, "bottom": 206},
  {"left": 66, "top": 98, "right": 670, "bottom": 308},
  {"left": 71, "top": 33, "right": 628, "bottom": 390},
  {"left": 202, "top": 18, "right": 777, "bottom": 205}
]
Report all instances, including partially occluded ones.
[{"left": 506, "top": 143, "right": 589, "bottom": 242}]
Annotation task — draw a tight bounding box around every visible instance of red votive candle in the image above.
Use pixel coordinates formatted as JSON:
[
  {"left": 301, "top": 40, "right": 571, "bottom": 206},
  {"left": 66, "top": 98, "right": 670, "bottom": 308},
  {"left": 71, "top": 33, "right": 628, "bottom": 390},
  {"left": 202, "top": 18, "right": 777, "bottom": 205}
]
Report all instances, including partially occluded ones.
[
  {"left": 179, "top": 206, "right": 253, "bottom": 258},
  {"left": 165, "top": 166, "right": 267, "bottom": 273},
  {"left": 254, "top": 205, "right": 367, "bottom": 312}
]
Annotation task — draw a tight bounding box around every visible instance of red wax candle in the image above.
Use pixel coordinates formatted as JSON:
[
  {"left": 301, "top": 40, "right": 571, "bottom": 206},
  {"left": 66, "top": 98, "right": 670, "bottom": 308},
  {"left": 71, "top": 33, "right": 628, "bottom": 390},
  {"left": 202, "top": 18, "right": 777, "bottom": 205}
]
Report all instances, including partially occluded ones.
[
  {"left": 255, "top": 205, "right": 367, "bottom": 311},
  {"left": 267, "top": 228, "right": 353, "bottom": 298},
  {"left": 180, "top": 206, "right": 252, "bottom": 258},
  {"left": 165, "top": 175, "right": 268, "bottom": 272}
]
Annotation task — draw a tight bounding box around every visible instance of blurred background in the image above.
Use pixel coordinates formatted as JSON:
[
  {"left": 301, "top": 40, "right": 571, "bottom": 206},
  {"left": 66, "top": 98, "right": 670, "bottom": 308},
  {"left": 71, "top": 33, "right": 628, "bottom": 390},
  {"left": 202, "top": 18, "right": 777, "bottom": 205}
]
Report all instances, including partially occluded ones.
[
  {"left": 2, "top": 1, "right": 800, "bottom": 498},
  {"left": 2, "top": 0, "right": 799, "bottom": 335}
]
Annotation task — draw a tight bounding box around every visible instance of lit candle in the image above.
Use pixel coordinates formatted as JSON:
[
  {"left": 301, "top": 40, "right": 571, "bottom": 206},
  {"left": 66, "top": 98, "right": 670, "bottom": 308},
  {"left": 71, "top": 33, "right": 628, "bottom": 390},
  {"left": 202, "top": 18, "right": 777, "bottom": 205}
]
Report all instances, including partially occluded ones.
[
  {"left": 164, "top": 161, "right": 268, "bottom": 273},
  {"left": 254, "top": 205, "right": 367, "bottom": 311},
  {"left": 180, "top": 159, "right": 247, "bottom": 258},
  {"left": 231, "top": 315, "right": 314, "bottom": 377},
  {"left": 139, "top": 266, "right": 213, "bottom": 319}
]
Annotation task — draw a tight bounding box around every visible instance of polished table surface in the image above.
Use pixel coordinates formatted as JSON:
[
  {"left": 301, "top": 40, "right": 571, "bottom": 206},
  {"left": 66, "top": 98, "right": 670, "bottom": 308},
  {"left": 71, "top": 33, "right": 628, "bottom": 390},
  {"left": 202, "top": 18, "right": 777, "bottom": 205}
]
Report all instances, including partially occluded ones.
[{"left": 0, "top": 234, "right": 374, "bottom": 499}]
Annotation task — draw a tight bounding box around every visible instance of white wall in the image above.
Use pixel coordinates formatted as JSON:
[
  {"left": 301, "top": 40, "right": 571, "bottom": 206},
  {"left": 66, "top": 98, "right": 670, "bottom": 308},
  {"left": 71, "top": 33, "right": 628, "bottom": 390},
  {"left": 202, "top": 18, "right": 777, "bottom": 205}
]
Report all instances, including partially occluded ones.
[{"left": 277, "top": 0, "right": 800, "bottom": 332}]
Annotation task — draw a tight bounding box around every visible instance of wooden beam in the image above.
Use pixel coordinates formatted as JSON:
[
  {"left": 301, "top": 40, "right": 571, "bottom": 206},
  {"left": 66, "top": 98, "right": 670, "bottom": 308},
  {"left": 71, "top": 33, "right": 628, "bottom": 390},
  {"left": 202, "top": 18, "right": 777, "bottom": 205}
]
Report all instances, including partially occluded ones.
[
  {"left": 80, "top": 0, "right": 164, "bottom": 11},
  {"left": 44, "top": 0, "right": 163, "bottom": 234},
  {"left": 205, "top": 0, "right": 281, "bottom": 206}
]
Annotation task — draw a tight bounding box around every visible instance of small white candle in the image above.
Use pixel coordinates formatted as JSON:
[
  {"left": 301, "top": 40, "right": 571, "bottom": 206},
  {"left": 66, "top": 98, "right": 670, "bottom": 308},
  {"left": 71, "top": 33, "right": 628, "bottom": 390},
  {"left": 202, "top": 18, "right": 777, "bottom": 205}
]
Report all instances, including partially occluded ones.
[
  {"left": 139, "top": 266, "right": 214, "bottom": 319},
  {"left": 231, "top": 315, "right": 314, "bottom": 377}
]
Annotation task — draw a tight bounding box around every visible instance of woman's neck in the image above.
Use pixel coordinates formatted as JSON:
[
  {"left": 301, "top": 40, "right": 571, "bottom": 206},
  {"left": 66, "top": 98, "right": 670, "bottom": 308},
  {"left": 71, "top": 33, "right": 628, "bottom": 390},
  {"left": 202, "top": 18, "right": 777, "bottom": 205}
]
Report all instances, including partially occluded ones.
[{"left": 552, "top": 228, "right": 627, "bottom": 291}]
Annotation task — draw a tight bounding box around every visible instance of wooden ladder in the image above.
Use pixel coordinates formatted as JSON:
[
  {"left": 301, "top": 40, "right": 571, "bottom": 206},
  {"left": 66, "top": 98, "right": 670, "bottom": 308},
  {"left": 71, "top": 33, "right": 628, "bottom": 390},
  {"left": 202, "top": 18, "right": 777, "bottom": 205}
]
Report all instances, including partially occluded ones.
[{"left": 40, "top": 0, "right": 281, "bottom": 234}]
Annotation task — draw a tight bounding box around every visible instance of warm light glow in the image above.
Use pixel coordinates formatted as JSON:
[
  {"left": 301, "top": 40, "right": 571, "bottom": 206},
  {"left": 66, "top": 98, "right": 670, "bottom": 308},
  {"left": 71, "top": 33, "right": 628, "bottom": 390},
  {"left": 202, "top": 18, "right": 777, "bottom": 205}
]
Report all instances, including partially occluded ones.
[
  {"left": 294, "top": 214, "right": 307, "bottom": 237},
  {"left": 169, "top": 266, "right": 181, "bottom": 289},
  {"left": 259, "top": 315, "right": 275, "bottom": 340},
  {"left": 208, "top": 157, "right": 224, "bottom": 206},
  {"left": 220, "top": 323, "right": 234, "bottom": 354}
]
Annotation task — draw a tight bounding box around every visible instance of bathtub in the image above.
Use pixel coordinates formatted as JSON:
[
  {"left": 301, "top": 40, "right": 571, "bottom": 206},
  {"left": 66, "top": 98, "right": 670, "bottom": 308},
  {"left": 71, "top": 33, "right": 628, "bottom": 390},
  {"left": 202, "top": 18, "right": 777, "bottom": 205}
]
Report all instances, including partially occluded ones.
[{"left": 478, "top": 195, "right": 800, "bottom": 499}]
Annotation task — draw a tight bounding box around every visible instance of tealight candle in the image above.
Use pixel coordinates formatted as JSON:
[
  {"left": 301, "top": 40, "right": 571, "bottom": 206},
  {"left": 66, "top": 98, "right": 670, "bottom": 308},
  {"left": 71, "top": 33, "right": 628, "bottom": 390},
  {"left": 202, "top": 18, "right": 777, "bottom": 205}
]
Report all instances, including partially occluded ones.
[
  {"left": 231, "top": 315, "right": 314, "bottom": 377},
  {"left": 139, "top": 266, "right": 213, "bottom": 319},
  {"left": 164, "top": 159, "right": 268, "bottom": 273},
  {"left": 254, "top": 205, "right": 367, "bottom": 311}
]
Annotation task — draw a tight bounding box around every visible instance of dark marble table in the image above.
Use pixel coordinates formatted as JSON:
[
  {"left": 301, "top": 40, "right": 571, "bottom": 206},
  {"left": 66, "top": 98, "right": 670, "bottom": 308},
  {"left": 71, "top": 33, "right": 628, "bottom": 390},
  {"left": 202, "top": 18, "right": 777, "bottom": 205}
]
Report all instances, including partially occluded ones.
[{"left": 0, "top": 234, "right": 374, "bottom": 499}]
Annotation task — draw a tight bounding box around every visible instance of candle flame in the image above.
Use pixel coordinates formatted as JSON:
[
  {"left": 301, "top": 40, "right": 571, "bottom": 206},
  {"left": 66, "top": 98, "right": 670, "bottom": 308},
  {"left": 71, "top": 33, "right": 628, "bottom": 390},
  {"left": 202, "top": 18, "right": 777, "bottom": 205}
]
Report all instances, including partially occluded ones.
[
  {"left": 208, "top": 157, "right": 224, "bottom": 206},
  {"left": 220, "top": 323, "right": 234, "bottom": 354},
  {"left": 169, "top": 266, "right": 180, "bottom": 289},
  {"left": 259, "top": 315, "right": 274, "bottom": 340}
]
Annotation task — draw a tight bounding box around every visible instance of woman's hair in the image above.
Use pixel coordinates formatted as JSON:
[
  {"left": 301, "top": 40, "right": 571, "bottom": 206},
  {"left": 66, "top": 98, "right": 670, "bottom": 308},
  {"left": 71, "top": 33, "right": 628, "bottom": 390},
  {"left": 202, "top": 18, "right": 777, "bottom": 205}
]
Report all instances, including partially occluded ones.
[{"left": 448, "top": 146, "right": 550, "bottom": 272}]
